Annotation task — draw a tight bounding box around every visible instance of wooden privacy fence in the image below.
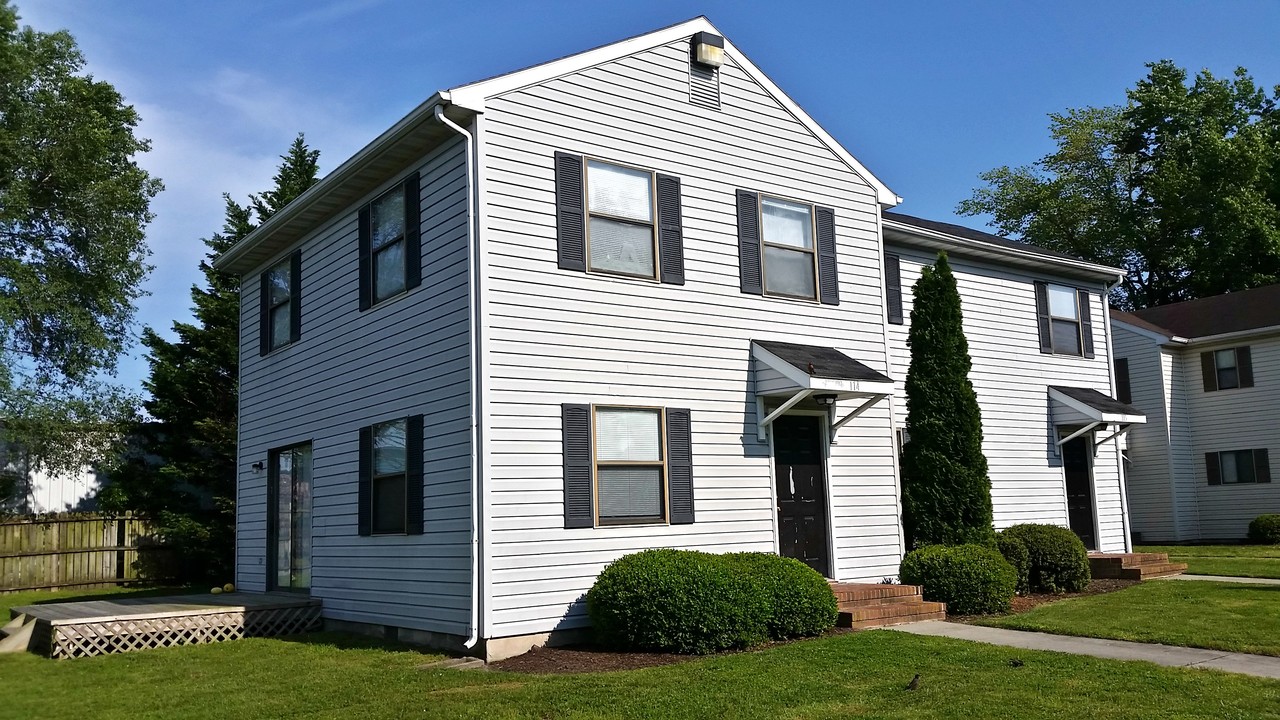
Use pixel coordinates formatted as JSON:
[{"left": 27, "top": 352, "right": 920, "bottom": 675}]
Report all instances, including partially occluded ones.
[{"left": 0, "top": 513, "right": 150, "bottom": 593}]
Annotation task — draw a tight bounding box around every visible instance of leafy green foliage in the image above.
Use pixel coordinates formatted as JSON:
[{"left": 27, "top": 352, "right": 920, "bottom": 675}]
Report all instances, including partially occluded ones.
[
  {"left": 586, "top": 549, "right": 770, "bottom": 654},
  {"left": 960, "top": 60, "right": 1280, "bottom": 310},
  {"left": 0, "top": 2, "right": 160, "bottom": 473},
  {"left": 900, "top": 544, "right": 1016, "bottom": 615},
  {"left": 900, "top": 252, "right": 994, "bottom": 548},
  {"left": 724, "top": 552, "right": 837, "bottom": 639},
  {"left": 1248, "top": 514, "right": 1280, "bottom": 545},
  {"left": 995, "top": 532, "right": 1031, "bottom": 594},
  {"left": 100, "top": 136, "right": 320, "bottom": 584},
  {"left": 1001, "top": 524, "right": 1090, "bottom": 593}
]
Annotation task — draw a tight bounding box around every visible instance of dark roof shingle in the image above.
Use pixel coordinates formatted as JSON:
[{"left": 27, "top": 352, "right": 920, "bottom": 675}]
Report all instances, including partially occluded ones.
[
  {"left": 1128, "top": 284, "right": 1280, "bottom": 339},
  {"left": 753, "top": 340, "right": 892, "bottom": 383},
  {"left": 883, "top": 211, "right": 1084, "bottom": 263},
  {"left": 1050, "top": 386, "right": 1144, "bottom": 418}
]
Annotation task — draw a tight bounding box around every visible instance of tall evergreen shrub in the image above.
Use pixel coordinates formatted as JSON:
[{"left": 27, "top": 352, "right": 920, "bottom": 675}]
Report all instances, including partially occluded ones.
[{"left": 901, "top": 252, "right": 994, "bottom": 548}]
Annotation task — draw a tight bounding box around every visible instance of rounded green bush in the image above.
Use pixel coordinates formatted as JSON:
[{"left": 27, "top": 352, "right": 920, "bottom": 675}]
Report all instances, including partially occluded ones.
[
  {"left": 585, "top": 549, "right": 769, "bottom": 654},
  {"left": 1248, "top": 514, "right": 1280, "bottom": 544},
  {"left": 1001, "top": 523, "right": 1091, "bottom": 593},
  {"left": 899, "top": 544, "right": 1017, "bottom": 615},
  {"left": 725, "top": 552, "right": 837, "bottom": 638},
  {"left": 995, "top": 532, "right": 1031, "bottom": 594}
]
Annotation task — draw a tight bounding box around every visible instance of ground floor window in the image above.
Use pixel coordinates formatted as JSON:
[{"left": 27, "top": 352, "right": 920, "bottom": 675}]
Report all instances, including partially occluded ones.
[{"left": 594, "top": 406, "right": 666, "bottom": 525}]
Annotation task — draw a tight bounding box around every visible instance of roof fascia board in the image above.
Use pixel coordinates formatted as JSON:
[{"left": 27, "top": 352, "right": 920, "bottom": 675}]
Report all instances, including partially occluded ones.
[
  {"left": 446, "top": 18, "right": 901, "bottom": 206},
  {"left": 883, "top": 219, "right": 1122, "bottom": 281},
  {"left": 1110, "top": 317, "right": 1184, "bottom": 345},
  {"left": 213, "top": 93, "right": 449, "bottom": 273},
  {"left": 1181, "top": 324, "right": 1280, "bottom": 347}
]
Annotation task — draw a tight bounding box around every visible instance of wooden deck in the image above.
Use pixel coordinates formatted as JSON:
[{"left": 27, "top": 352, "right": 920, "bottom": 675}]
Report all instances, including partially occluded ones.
[{"left": 6, "top": 592, "right": 321, "bottom": 659}]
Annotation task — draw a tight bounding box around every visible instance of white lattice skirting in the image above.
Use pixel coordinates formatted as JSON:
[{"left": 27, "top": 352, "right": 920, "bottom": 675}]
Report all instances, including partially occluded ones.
[{"left": 47, "top": 605, "right": 322, "bottom": 659}]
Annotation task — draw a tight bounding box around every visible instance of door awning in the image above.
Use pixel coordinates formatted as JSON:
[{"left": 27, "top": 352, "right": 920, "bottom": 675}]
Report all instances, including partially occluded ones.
[
  {"left": 1049, "top": 386, "right": 1146, "bottom": 425},
  {"left": 752, "top": 340, "right": 895, "bottom": 443}
]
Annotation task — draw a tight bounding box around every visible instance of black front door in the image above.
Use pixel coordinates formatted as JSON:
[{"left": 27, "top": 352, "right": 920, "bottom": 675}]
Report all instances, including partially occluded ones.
[
  {"left": 1062, "top": 436, "right": 1096, "bottom": 551},
  {"left": 774, "top": 415, "right": 830, "bottom": 577}
]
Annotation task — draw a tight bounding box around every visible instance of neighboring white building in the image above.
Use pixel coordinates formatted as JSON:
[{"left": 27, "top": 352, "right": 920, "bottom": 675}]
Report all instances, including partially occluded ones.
[
  {"left": 214, "top": 17, "right": 1141, "bottom": 661},
  {"left": 0, "top": 442, "right": 101, "bottom": 514},
  {"left": 1113, "top": 285, "right": 1280, "bottom": 542}
]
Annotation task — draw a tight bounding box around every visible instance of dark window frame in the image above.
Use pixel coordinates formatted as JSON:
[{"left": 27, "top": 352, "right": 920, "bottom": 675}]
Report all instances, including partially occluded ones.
[
  {"left": 369, "top": 186, "right": 408, "bottom": 304},
  {"left": 1214, "top": 348, "right": 1240, "bottom": 390},
  {"left": 264, "top": 258, "right": 293, "bottom": 352},
  {"left": 593, "top": 405, "right": 668, "bottom": 527},
  {"left": 370, "top": 418, "right": 409, "bottom": 535},
  {"left": 583, "top": 157, "right": 660, "bottom": 282},
  {"left": 267, "top": 441, "right": 313, "bottom": 593},
  {"left": 758, "top": 194, "right": 819, "bottom": 302},
  {"left": 1216, "top": 449, "right": 1258, "bottom": 484}
]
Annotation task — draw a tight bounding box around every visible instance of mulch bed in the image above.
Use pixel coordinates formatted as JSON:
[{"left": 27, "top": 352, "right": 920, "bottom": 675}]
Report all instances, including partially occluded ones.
[
  {"left": 491, "top": 627, "right": 855, "bottom": 674},
  {"left": 951, "top": 578, "right": 1139, "bottom": 622}
]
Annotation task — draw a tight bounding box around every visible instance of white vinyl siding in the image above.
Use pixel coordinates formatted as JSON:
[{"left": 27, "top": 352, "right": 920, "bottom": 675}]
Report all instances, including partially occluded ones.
[
  {"left": 479, "top": 39, "right": 899, "bottom": 639},
  {"left": 885, "top": 244, "right": 1127, "bottom": 553},
  {"left": 236, "top": 137, "right": 472, "bottom": 635}
]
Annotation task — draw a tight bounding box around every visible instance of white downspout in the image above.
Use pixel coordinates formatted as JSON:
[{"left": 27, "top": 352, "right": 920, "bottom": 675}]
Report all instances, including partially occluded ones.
[
  {"left": 435, "top": 104, "right": 483, "bottom": 650},
  {"left": 1102, "top": 280, "right": 1134, "bottom": 553}
]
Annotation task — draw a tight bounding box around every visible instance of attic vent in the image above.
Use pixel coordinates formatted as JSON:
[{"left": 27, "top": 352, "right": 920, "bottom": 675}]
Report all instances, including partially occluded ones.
[{"left": 689, "top": 63, "right": 720, "bottom": 110}]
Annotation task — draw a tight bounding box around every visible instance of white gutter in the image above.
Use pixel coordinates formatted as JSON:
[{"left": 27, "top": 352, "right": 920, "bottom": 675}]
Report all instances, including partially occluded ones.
[
  {"left": 1181, "top": 324, "right": 1280, "bottom": 346},
  {"left": 434, "top": 104, "right": 483, "bottom": 651}
]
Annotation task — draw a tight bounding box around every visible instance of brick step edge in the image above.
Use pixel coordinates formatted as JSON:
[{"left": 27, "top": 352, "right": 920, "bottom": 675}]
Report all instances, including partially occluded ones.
[
  {"left": 841, "top": 610, "right": 948, "bottom": 630},
  {"left": 1090, "top": 554, "right": 1172, "bottom": 567},
  {"left": 840, "top": 601, "right": 946, "bottom": 622},
  {"left": 833, "top": 593, "right": 925, "bottom": 607},
  {"left": 1120, "top": 563, "right": 1189, "bottom": 580},
  {"left": 829, "top": 584, "right": 922, "bottom": 601}
]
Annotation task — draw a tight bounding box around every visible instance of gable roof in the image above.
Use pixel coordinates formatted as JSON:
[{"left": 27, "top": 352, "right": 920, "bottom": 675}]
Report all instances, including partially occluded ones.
[
  {"left": 446, "top": 16, "right": 899, "bottom": 207},
  {"left": 1109, "top": 309, "right": 1177, "bottom": 341},
  {"left": 881, "top": 211, "right": 1123, "bottom": 282},
  {"left": 214, "top": 17, "right": 899, "bottom": 274},
  {"left": 1126, "top": 284, "right": 1280, "bottom": 340}
]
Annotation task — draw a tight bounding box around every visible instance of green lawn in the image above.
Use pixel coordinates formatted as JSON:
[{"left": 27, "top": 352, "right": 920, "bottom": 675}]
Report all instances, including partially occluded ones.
[
  {"left": 1138, "top": 544, "right": 1280, "bottom": 579},
  {"left": 2, "top": 586, "right": 1278, "bottom": 719},
  {"left": 981, "top": 579, "right": 1280, "bottom": 657}
]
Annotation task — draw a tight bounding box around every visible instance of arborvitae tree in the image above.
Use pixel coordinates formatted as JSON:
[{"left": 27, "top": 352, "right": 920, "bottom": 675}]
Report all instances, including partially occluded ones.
[
  {"left": 900, "top": 252, "right": 994, "bottom": 548},
  {"left": 101, "top": 136, "right": 320, "bottom": 583}
]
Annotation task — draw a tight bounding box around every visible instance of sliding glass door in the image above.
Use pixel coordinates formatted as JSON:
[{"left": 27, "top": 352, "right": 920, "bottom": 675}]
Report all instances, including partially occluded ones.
[{"left": 271, "top": 444, "right": 312, "bottom": 591}]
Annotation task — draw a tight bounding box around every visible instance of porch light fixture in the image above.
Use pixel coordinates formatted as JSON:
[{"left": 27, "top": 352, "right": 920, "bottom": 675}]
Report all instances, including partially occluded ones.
[
  {"left": 251, "top": 461, "right": 265, "bottom": 473},
  {"left": 814, "top": 394, "right": 838, "bottom": 407},
  {"left": 691, "top": 31, "right": 724, "bottom": 68}
]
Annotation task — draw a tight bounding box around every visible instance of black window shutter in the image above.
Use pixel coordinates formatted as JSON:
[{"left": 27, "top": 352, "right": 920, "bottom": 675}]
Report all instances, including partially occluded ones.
[
  {"left": 666, "top": 408, "right": 694, "bottom": 525},
  {"left": 403, "top": 172, "right": 422, "bottom": 291},
  {"left": 1256, "top": 449, "right": 1271, "bottom": 484},
  {"left": 656, "top": 173, "right": 685, "bottom": 285},
  {"left": 288, "top": 249, "right": 302, "bottom": 344},
  {"left": 258, "top": 271, "right": 270, "bottom": 356},
  {"left": 1200, "top": 351, "right": 1217, "bottom": 392},
  {"left": 406, "top": 414, "right": 425, "bottom": 534},
  {"left": 1115, "top": 358, "right": 1132, "bottom": 404},
  {"left": 562, "top": 404, "right": 593, "bottom": 528},
  {"left": 1034, "top": 282, "right": 1052, "bottom": 354},
  {"left": 1237, "top": 347, "right": 1254, "bottom": 388},
  {"left": 358, "top": 426, "right": 373, "bottom": 535},
  {"left": 885, "top": 253, "right": 903, "bottom": 324},
  {"left": 1206, "top": 452, "right": 1221, "bottom": 486},
  {"left": 358, "top": 206, "right": 372, "bottom": 311},
  {"left": 815, "top": 206, "right": 839, "bottom": 305},
  {"left": 1077, "top": 289, "right": 1094, "bottom": 358},
  {"left": 736, "top": 190, "right": 762, "bottom": 295},
  {"left": 554, "top": 152, "right": 586, "bottom": 271}
]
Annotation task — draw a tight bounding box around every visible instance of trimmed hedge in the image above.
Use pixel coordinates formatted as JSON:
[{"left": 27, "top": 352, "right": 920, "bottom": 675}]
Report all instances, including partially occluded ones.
[
  {"left": 586, "top": 550, "right": 837, "bottom": 654},
  {"left": 995, "top": 532, "right": 1031, "bottom": 594},
  {"left": 726, "top": 552, "right": 838, "bottom": 639},
  {"left": 1249, "top": 514, "right": 1280, "bottom": 545},
  {"left": 899, "top": 543, "right": 1017, "bottom": 615},
  {"left": 1001, "top": 523, "right": 1090, "bottom": 593}
]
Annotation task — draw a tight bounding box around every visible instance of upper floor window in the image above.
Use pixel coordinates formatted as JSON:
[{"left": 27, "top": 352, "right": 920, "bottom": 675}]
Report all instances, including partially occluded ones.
[
  {"left": 587, "top": 160, "right": 657, "bottom": 279},
  {"left": 258, "top": 250, "right": 301, "bottom": 356},
  {"left": 554, "top": 152, "right": 685, "bottom": 285},
  {"left": 1035, "top": 282, "right": 1094, "bottom": 358},
  {"left": 735, "top": 190, "right": 838, "bottom": 305},
  {"left": 1202, "top": 347, "right": 1253, "bottom": 391},
  {"left": 358, "top": 173, "right": 421, "bottom": 311}
]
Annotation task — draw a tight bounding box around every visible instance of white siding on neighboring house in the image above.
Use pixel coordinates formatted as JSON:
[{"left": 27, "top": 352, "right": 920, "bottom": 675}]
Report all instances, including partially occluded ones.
[
  {"left": 886, "top": 246, "right": 1128, "bottom": 552},
  {"left": 0, "top": 444, "right": 101, "bottom": 514},
  {"left": 1112, "top": 324, "right": 1179, "bottom": 541},
  {"left": 1183, "top": 335, "right": 1280, "bottom": 539},
  {"left": 235, "top": 137, "right": 473, "bottom": 635},
  {"left": 478, "top": 39, "right": 899, "bottom": 640}
]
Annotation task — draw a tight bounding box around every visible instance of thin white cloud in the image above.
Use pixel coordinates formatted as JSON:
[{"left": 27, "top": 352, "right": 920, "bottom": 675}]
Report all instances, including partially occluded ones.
[{"left": 285, "top": 0, "right": 388, "bottom": 26}]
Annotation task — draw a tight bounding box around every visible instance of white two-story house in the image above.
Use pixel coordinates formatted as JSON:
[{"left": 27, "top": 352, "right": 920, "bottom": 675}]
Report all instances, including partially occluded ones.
[
  {"left": 213, "top": 17, "right": 1140, "bottom": 661},
  {"left": 1113, "top": 285, "right": 1280, "bottom": 542}
]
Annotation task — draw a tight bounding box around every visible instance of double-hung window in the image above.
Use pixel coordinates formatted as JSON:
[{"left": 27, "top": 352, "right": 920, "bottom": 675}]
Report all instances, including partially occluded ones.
[
  {"left": 1201, "top": 346, "right": 1254, "bottom": 392},
  {"left": 371, "top": 189, "right": 407, "bottom": 303},
  {"left": 358, "top": 415, "right": 425, "bottom": 536},
  {"left": 586, "top": 160, "right": 657, "bottom": 279},
  {"left": 1207, "top": 449, "right": 1271, "bottom": 485},
  {"left": 1046, "top": 284, "right": 1082, "bottom": 356},
  {"left": 258, "top": 249, "right": 301, "bottom": 355},
  {"left": 594, "top": 407, "right": 666, "bottom": 525},
  {"left": 760, "top": 197, "right": 817, "bottom": 299}
]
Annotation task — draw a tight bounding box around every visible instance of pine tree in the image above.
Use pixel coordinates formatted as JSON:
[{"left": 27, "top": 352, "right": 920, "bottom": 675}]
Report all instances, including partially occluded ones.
[
  {"left": 900, "top": 252, "right": 994, "bottom": 548},
  {"left": 101, "top": 135, "right": 320, "bottom": 583}
]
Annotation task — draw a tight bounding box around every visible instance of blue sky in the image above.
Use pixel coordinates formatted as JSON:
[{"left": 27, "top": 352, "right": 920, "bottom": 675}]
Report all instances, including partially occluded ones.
[{"left": 22, "top": 0, "right": 1280, "bottom": 394}]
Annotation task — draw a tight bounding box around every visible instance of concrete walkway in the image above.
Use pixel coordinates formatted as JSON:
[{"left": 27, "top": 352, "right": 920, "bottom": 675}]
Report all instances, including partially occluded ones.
[
  {"left": 889, "top": 621, "right": 1280, "bottom": 680},
  {"left": 1161, "top": 574, "right": 1280, "bottom": 586}
]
